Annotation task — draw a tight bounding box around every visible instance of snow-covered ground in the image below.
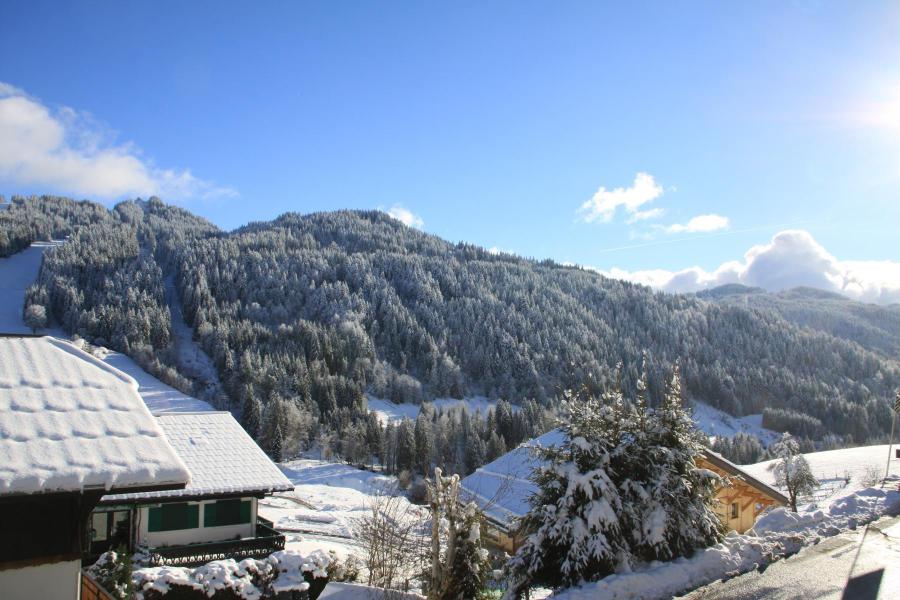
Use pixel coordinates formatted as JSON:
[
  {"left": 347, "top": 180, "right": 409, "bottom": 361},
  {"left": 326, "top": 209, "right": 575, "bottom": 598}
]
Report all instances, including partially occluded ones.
[
  {"left": 690, "top": 401, "right": 780, "bottom": 446},
  {"left": 259, "top": 459, "right": 428, "bottom": 562},
  {"left": 0, "top": 241, "right": 64, "bottom": 334},
  {"left": 552, "top": 482, "right": 900, "bottom": 600},
  {"left": 744, "top": 443, "right": 900, "bottom": 503},
  {"left": 368, "top": 395, "right": 518, "bottom": 425}
]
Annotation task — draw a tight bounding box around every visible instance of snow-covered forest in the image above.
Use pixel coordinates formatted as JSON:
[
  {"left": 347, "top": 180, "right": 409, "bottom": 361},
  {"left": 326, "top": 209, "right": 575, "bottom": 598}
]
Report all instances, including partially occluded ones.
[{"left": 4, "top": 194, "right": 900, "bottom": 464}]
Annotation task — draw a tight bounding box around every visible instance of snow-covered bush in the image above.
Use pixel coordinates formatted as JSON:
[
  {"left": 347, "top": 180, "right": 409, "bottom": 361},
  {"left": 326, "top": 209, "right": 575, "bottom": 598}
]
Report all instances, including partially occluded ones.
[
  {"left": 132, "top": 549, "right": 330, "bottom": 600},
  {"left": 87, "top": 547, "right": 133, "bottom": 600}
]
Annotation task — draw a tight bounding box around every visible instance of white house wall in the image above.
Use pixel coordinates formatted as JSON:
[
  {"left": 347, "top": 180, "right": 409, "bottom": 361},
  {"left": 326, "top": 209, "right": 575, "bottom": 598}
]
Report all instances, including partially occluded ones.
[
  {"left": 0, "top": 558, "right": 81, "bottom": 600},
  {"left": 136, "top": 498, "right": 257, "bottom": 548}
]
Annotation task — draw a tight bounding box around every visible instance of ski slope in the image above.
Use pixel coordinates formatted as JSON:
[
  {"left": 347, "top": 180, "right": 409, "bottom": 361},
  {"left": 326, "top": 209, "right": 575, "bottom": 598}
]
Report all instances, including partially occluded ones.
[{"left": 0, "top": 241, "right": 63, "bottom": 334}]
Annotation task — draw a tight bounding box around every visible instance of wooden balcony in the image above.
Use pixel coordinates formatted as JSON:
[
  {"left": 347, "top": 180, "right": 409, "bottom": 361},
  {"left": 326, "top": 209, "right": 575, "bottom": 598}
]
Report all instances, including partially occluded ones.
[{"left": 145, "top": 518, "right": 286, "bottom": 567}]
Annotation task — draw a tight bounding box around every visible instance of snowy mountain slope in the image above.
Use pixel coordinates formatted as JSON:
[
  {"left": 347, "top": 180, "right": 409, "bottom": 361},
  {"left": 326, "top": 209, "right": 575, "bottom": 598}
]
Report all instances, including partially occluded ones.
[
  {"left": 690, "top": 401, "right": 779, "bottom": 445},
  {"left": 367, "top": 395, "right": 517, "bottom": 424},
  {"left": 0, "top": 241, "right": 63, "bottom": 334},
  {"left": 0, "top": 242, "right": 213, "bottom": 413}
]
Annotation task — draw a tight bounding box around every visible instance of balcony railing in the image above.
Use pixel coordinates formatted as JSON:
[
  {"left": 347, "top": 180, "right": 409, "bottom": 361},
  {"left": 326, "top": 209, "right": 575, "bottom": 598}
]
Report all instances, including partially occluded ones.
[{"left": 146, "top": 519, "right": 286, "bottom": 567}]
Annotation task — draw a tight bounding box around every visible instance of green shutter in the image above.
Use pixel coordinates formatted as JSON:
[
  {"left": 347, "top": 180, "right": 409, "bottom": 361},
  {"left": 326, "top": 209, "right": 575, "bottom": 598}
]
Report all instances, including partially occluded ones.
[
  {"left": 148, "top": 503, "right": 199, "bottom": 532},
  {"left": 202, "top": 499, "right": 252, "bottom": 527},
  {"left": 148, "top": 507, "right": 163, "bottom": 532},
  {"left": 186, "top": 504, "right": 198, "bottom": 529}
]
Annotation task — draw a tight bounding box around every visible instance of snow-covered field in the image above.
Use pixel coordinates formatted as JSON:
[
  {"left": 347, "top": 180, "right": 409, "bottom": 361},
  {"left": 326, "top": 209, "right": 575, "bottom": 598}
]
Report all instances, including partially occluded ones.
[
  {"left": 744, "top": 443, "right": 900, "bottom": 503},
  {"left": 259, "top": 459, "right": 427, "bottom": 562},
  {"left": 690, "top": 401, "right": 779, "bottom": 446},
  {"left": 367, "top": 395, "right": 514, "bottom": 424}
]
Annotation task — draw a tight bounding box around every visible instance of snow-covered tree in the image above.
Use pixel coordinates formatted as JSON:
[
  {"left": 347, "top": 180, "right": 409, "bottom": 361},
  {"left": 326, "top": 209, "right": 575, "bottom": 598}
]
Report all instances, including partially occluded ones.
[
  {"left": 629, "top": 362, "right": 723, "bottom": 562},
  {"left": 504, "top": 389, "right": 629, "bottom": 598},
  {"left": 768, "top": 432, "right": 819, "bottom": 511},
  {"left": 426, "top": 468, "right": 490, "bottom": 600},
  {"left": 23, "top": 303, "right": 47, "bottom": 333}
]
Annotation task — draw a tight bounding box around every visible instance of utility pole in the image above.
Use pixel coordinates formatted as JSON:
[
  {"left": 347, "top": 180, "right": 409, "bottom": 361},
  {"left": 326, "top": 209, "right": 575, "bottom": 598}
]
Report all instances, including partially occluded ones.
[{"left": 886, "top": 390, "right": 900, "bottom": 485}]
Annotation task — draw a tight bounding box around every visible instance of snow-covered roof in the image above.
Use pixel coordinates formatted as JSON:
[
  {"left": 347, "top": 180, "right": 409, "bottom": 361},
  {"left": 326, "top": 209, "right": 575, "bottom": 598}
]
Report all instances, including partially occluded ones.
[
  {"left": 459, "top": 429, "right": 564, "bottom": 526},
  {"left": 0, "top": 336, "right": 191, "bottom": 497},
  {"left": 459, "top": 428, "right": 788, "bottom": 530},
  {"left": 700, "top": 449, "right": 789, "bottom": 505},
  {"left": 103, "top": 411, "right": 293, "bottom": 502}
]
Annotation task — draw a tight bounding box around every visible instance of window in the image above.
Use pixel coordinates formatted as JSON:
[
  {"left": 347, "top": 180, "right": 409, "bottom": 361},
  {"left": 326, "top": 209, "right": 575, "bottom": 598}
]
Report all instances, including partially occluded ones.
[
  {"left": 204, "top": 499, "right": 252, "bottom": 527},
  {"left": 730, "top": 502, "right": 739, "bottom": 519},
  {"left": 148, "top": 503, "right": 199, "bottom": 532}
]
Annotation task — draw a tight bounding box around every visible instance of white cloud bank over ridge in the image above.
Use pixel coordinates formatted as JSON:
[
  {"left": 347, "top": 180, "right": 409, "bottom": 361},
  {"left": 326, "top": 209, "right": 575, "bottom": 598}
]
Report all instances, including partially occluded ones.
[
  {"left": 0, "top": 82, "right": 235, "bottom": 201},
  {"left": 385, "top": 204, "right": 424, "bottom": 229},
  {"left": 600, "top": 230, "right": 900, "bottom": 305}
]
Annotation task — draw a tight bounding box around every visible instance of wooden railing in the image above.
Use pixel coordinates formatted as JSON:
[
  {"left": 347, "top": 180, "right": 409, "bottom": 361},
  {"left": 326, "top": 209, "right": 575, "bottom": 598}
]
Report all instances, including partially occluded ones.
[
  {"left": 146, "top": 521, "right": 286, "bottom": 567},
  {"left": 81, "top": 570, "right": 117, "bottom": 600}
]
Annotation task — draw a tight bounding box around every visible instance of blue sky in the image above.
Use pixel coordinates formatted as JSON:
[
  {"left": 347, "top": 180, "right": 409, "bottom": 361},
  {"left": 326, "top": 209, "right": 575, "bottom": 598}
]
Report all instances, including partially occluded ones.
[{"left": 1, "top": 2, "right": 899, "bottom": 301}]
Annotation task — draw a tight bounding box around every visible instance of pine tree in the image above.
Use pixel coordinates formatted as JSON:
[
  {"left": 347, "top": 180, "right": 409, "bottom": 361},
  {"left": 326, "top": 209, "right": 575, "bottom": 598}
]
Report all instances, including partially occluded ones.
[
  {"left": 768, "top": 432, "right": 819, "bottom": 511},
  {"left": 396, "top": 418, "right": 416, "bottom": 473},
  {"left": 242, "top": 386, "right": 262, "bottom": 439},
  {"left": 630, "top": 361, "right": 723, "bottom": 562},
  {"left": 504, "top": 389, "right": 628, "bottom": 598},
  {"left": 415, "top": 413, "right": 435, "bottom": 476}
]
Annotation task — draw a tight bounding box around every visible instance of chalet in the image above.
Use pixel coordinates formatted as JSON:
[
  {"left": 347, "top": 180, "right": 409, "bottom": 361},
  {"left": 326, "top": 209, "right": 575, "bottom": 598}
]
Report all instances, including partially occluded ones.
[
  {"left": 0, "top": 336, "right": 191, "bottom": 600},
  {"left": 459, "top": 429, "right": 788, "bottom": 554},
  {"left": 91, "top": 411, "right": 294, "bottom": 567}
]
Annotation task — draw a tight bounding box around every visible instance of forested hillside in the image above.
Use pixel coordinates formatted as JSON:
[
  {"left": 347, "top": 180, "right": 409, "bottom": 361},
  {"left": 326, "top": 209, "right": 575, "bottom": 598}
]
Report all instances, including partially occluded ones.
[
  {"left": 698, "top": 284, "right": 900, "bottom": 359},
  {"left": 4, "top": 195, "right": 900, "bottom": 455}
]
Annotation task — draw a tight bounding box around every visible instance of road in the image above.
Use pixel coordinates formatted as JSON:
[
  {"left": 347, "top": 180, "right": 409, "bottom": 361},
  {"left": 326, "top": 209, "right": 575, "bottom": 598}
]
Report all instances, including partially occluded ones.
[{"left": 682, "top": 512, "right": 900, "bottom": 600}]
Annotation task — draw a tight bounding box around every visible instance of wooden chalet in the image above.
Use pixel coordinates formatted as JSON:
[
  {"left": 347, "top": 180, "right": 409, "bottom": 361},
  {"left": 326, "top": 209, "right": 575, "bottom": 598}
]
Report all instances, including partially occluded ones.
[{"left": 0, "top": 336, "right": 191, "bottom": 600}]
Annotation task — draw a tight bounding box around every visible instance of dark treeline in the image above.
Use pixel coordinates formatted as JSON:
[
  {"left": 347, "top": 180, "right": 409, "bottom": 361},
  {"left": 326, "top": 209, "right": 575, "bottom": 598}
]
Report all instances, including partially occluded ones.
[{"left": 7, "top": 195, "right": 900, "bottom": 462}]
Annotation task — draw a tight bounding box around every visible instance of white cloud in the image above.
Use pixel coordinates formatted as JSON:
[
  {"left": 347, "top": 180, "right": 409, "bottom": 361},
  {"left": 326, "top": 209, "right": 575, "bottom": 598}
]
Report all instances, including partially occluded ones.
[
  {"left": 598, "top": 229, "right": 900, "bottom": 305},
  {"left": 665, "top": 214, "right": 730, "bottom": 234},
  {"left": 0, "top": 82, "right": 236, "bottom": 201},
  {"left": 386, "top": 204, "right": 424, "bottom": 229},
  {"left": 578, "top": 172, "right": 664, "bottom": 223}
]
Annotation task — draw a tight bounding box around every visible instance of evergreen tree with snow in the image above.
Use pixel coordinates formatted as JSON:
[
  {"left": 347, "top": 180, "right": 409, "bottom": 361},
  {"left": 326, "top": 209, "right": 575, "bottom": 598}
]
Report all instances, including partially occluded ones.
[
  {"left": 768, "top": 432, "right": 819, "bottom": 511},
  {"left": 443, "top": 505, "right": 490, "bottom": 600},
  {"left": 629, "top": 361, "right": 723, "bottom": 562},
  {"left": 504, "top": 387, "right": 629, "bottom": 598}
]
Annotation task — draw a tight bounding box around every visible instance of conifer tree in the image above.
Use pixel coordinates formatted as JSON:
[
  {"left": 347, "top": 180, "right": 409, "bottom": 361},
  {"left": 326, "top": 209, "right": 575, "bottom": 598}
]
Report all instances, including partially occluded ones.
[{"left": 504, "top": 389, "right": 628, "bottom": 598}]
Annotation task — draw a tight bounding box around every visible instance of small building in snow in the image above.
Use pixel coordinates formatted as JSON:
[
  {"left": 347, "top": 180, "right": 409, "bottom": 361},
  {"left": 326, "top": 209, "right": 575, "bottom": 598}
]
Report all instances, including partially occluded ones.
[
  {"left": 94, "top": 411, "right": 294, "bottom": 566},
  {"left": 459, "top": 429, "right": 788, "bottom": 554},
  {"left": 0, "top": 336, "right": 191, "bottom": 600}
]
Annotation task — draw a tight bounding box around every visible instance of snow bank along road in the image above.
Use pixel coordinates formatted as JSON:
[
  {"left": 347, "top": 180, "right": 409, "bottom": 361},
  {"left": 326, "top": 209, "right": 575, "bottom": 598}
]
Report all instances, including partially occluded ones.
[{"left": 682, "top": 509, "right": 900, "bottom": 600}]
